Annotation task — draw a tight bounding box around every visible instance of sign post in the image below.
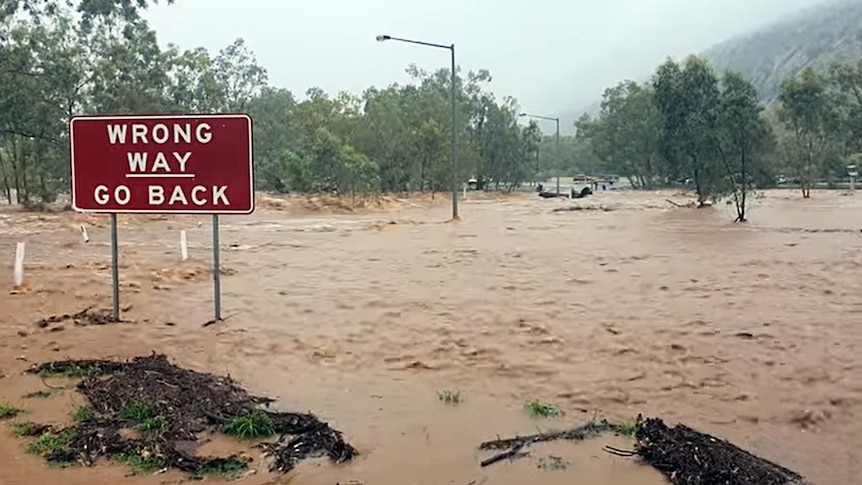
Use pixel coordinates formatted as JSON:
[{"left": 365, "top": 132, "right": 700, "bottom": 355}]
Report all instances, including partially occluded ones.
[
  {"left": 212, "top": 214, "right": 222, "bottom": 320},
  {"left": 70, "top": 114, "right": 254, "bottom": 322},
  {"left": 110, "top": 214, "right": 119, "bottom": 320}
]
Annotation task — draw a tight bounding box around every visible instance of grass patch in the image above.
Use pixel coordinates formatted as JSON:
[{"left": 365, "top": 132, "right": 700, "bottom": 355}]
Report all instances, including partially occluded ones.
[
  {"left": 524, "top": 401, "right": 563, "bottom": 418},
  {"left": 223, "top": 410, "right": 274, "bottom": 440},
  {"left": 0, "top": 403, "right": 24, "bottom": 420},
  {"left": 616, "top": 420, "right": 638, "bottom": 436},
  {"left": 38, "top": 364, "right": 96, "bottom": 379},
  {"left": 437, "top": 389, "right": 463, "bottom": 405},
  {"left": 139, "top": 416, "right": 168, "bottom": 433},
  {"left": 538, "top": 455, "right": 569, "bottom": 470},
  {"left": 10, "top": 421, "right": 44, "bottom": 437},
  {"left": 25, "top": 428, "right": 74, "bottom": 457},
  {"left": 22, "top": 390, "right": 54, "bottom": 399},
  {"left": 191, "top": 457, "right": 248, "bottom": 480},
  {"left": 121, "top": 401, "right": 155, "bottom": 422},
  {"left": 117, "top": 451, "right": 161, "bottom": 475},
  {"left": 71, "top": 406, "right": 93, "bottom": 422}
]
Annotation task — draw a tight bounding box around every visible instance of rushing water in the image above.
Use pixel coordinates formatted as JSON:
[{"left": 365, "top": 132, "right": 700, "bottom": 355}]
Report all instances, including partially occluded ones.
[{"left": 0, "top": 189, "right": 859, "bottom": 484}]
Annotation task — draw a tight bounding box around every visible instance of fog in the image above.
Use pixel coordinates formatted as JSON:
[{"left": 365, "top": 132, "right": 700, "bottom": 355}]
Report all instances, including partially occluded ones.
[{"left": 144, "top": 0, "right": 828, "bottom": 128}]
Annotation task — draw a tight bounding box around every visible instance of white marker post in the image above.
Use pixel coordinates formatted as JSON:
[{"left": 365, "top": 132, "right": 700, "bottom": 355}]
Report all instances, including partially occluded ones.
[
  {"left": 80, "top": 224, "right": 89, "bottom": 243},
  {"left": 180, "top": 230, "right": 188, "bottom": 261},
  {"left": 13, "top": 242, "right": 24, "bottom": 287}
]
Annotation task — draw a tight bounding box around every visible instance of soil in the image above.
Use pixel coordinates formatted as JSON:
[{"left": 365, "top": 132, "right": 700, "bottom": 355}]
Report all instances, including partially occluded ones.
[
  {"left": 20, "top": 353, "right": 357, "bottom": 476},
  {"left": 635, "top": 417, "right": 808, "bottom": 485}
]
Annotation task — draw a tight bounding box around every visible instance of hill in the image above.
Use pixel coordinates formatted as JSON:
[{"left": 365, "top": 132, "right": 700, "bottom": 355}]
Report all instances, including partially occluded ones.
[
  {"left": 702, "top": 0, "right": 862, "bottom": 105},
  {"left": 568, "top": 0, "right": 862, "bottom": 122}
]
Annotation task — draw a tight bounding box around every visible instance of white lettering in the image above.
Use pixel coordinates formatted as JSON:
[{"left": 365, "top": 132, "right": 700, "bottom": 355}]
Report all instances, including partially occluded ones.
[
  {"left": 168, "top": 186, "right": 188, "bottom": 205},
  {"left": 151, "top": 153, "right": 170, "bottom": 172},
  {"left": 141, "top": 185, "right": 229, "bottom": 206},
  {"left": 213, "top": 186, "right": 229, "bottom": 205},
  {"left": 149, "top": 186, "right": 164, "bottom": 205},
  {"left": 94, "top": 185, "right": 109, "bottom": 204},
  {"left": 115, "top": 186, "right": 131, "bottom": 205},
  {"left": 107, "top": 125, "right": 127, "bottom": 144},
  {"left": 151, "top": 124, "right": 169, "bottom": 144},
  {"left": 174, "top": 124, "right": 191, "bottom": 144},
  {"left": 131, "top": 124, "right": 148, "bottom": 144},
  {"left": 196, "top": 123, "right": 212, "bottom": 144},
  {"left": 173, "top": 152, "right": 191, "bottom": 172},
  {"left": 127, "top": 152, "right": 147, "bottom": 172},
  {"left": 191, "top": 186, "right": 206, "bottom": 205},
  {"left": 94, "top": 185, "right": 130, "bottom": 205},
  {"left": 106, "top": 122, "right": 212, "bottom": 145}
]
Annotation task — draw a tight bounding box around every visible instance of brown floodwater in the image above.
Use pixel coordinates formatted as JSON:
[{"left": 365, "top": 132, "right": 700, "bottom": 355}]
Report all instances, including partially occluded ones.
[{"left": 0, "top": 189, "right": 859, "bottom": 485}]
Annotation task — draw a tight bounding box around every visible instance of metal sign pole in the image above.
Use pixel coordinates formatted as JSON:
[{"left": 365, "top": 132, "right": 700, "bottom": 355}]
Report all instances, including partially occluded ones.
[
  {"left": 110, "top": 213, "right": 120, "bottom": 321},
  {"left": 212, "top": 214, "right": 222, "bottom": 321}
]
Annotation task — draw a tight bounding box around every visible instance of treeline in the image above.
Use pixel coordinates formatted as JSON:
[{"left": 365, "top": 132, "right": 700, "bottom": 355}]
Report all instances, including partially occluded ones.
[
  {"left": 575, "top": 55, "right": 862, "bottom": 220},
  {"left": 0, "top": 0, "right": 544, "bottom": 207}
]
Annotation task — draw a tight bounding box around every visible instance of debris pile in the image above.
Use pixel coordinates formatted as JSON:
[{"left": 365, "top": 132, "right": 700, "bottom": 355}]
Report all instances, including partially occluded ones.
[
  {"left": 635, "top": 417, "right": 809, "bottom": 485},
  {"left": 35, "top": 306, "right": 117, "bottom": 328},
  {"left": 478, "top": 416, "right": 809, "bottom": 485},
  {"left": 21, "top": 354, "right": 356, "bottom": 477}
]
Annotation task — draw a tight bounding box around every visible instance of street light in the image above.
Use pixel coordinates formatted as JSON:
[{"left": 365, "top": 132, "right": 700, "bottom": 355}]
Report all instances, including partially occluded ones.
[
  {"left": 520, "top": 112, "right": 561, "bottom": 195},
  {"left": 377, "top": 33, "right": 460, "bottom": 220}
]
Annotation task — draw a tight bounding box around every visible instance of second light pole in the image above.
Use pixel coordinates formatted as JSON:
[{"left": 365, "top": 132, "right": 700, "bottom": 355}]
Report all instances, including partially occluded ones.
[
  {"left": 377, "top": 34, "right": 460, "bottom": 220},
  {"left": 520, "top": 112, "right": 561, "bottom": 195}
]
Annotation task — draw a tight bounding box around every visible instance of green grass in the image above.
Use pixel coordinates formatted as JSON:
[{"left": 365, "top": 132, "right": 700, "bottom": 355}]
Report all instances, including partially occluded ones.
[
  {"left": 22, "top": 390, "right": 53, "bottom": 399},
  {"left": 616, "top": 420, "right": 638, "bottom": 436},
  {"left": 191, "top": 457, "right": 248, "bottom": 480},
  {"left": 121, "top": 401, "right": 155, "bottom": 422},
  {"left": 38, "top": 365, "right": 97, "bottom": 379},
  {"left": 117, "top": 451, "right": 161, "bottom": 475},
  {"left": 71, "top": 406, "right": 93, "bottom": 422},
  {"left": 223, "top": 410, "right": 275, "bottom": 440},
  {"left": 0, "top": 403, "right": 24, "bottom": 420},
  {"left": 437, "top": 389, "right": 463, "bottom": 405},
  {"left": 538, "top": 455, "right": 569, "bottom": 470},
  {"left": 139, "top": 416, "right": 168, "bottom": 433},
  {"left": 524, "top": 401, "right": 563, "bottom": 418},
  {"left": 25, "top": 428, "right": 74, "bottom": 457},
  {"left": 10, "top": 421, "right": 41, "bottom": 437}
]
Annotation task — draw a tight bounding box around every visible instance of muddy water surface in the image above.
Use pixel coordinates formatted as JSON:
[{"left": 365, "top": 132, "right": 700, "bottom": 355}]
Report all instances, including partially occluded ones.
[{"left": 0, "top": 189, "right": 859, "bottom": 485}]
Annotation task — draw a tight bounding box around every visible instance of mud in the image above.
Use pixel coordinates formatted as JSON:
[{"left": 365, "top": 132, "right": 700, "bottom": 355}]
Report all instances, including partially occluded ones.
[{"left": 20, "top": 354, "right": 356, "bottom": 476}]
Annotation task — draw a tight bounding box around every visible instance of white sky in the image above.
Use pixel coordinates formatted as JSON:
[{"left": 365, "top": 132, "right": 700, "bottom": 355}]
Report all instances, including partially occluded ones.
[{"left": 144, "top": 0, "right": 826, "bottom": 127}]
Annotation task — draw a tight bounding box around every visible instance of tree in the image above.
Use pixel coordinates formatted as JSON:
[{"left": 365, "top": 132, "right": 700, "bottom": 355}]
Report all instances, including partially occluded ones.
[
  {"left": 0, "top": 0, "right": 559, "bottom": 205},
  {"left": 653, "top": 56, "right": 724, "bottom": 205},
  {"left": 777, "top": 67, "right": 839, "bottom": 198},
  {"left": 716, "top": 71, "right": 775, "bottom": 221},
  {"left": 213, "top": 38, "right": 267, "bottom": 111}
]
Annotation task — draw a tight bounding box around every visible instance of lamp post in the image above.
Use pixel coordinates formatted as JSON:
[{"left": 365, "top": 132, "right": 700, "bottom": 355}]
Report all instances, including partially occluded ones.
[
  {"left": 377, "top": 34, "right": 459, "bottom": 220},
  {"left": 520, "top": 113, "right": 560, "bottom": 195}
]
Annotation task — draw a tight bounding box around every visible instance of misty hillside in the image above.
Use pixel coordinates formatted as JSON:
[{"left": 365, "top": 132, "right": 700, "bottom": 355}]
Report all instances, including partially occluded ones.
[
  {"left": 568, "top": 1, "right": 862, "bottom": 122},
  {"left": 702, "top": 0, "right": 862, "bottom": 104}
]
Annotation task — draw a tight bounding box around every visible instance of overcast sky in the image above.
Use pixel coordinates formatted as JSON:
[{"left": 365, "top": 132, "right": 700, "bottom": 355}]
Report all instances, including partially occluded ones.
[{"left": 144, "top": 0, "right": 826, "bottom": 128}]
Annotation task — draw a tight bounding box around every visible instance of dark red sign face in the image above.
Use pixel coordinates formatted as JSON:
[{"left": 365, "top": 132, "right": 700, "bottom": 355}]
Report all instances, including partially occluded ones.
[{"left": 70, "top": 114, "right": 254, "bottom": 214}]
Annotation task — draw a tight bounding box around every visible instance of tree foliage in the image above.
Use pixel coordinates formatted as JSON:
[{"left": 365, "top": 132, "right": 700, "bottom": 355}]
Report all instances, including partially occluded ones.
[
  {"left": 0, "top": 0, "right": 547, "bottom": 206},
  {"left": 574, "top": 51, "right": 862, "bottom": 220}
]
